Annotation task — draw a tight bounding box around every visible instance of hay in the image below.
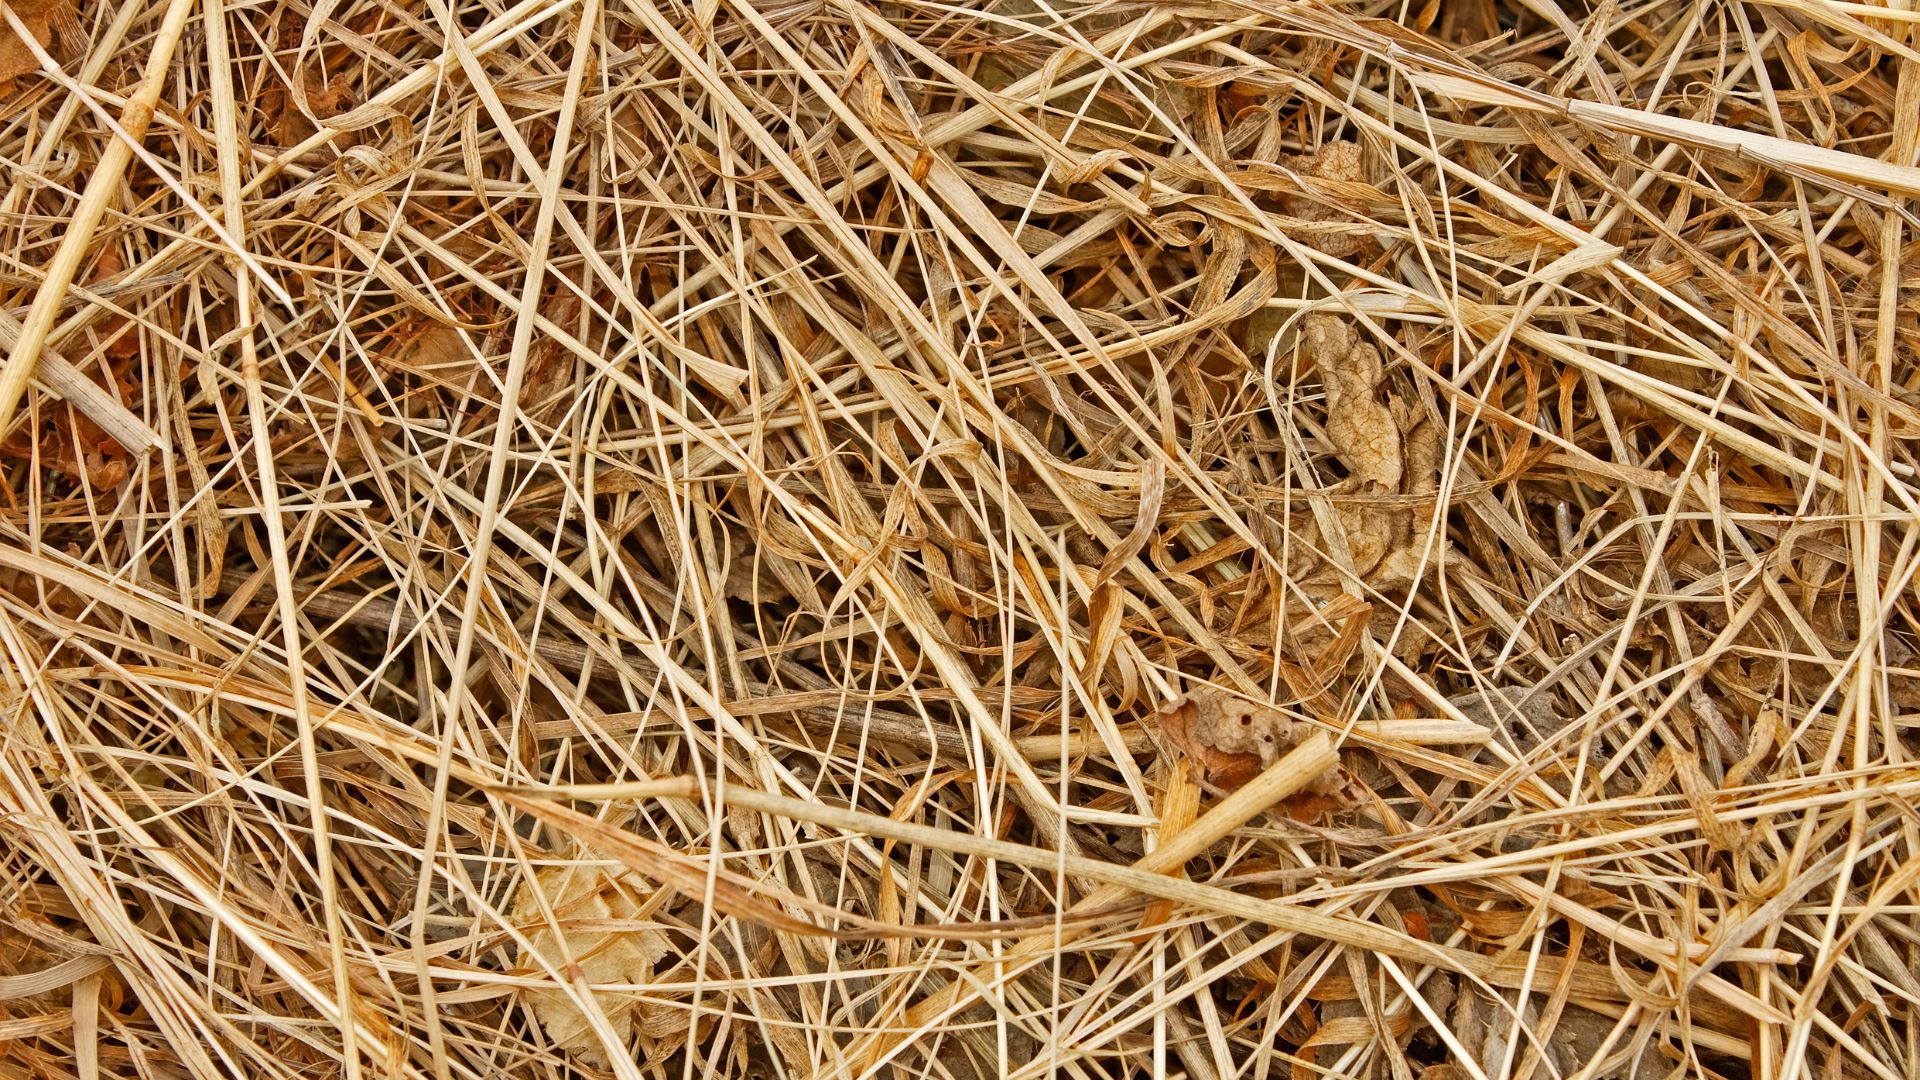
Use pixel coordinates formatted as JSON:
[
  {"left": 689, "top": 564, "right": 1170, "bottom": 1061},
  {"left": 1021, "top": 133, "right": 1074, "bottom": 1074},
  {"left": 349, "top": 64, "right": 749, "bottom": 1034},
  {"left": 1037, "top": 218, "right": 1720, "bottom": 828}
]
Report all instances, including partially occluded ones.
[{"left": 1, "top": 0, "right": 1917, "bottom": 1077}]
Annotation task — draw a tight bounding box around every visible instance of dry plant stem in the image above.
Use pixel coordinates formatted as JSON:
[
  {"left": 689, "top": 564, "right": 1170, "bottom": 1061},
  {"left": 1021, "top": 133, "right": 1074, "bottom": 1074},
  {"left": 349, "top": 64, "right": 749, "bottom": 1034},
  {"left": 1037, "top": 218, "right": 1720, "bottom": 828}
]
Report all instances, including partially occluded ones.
[
  {"left": 224, "top": 566, "right": 1489, "bottom": 753},
  {"left": 529, "top": 736, "right": 1337, "bottom": 1069},
  {"left": 0, "top": 311, "right": 157, "bottom": 454},
  {"left": 409, "top": 2, "right": 605, "bottom": 1074},
  {"left": 1774, "top": 28, "right": 1920, "bottom": 1080},
  {"left": 0, "top": 0, "right": 198, "bottom": 439},
  {"left": 5, "top": 2, "right": 1919, "bottom": 1076},
  {"left": 201, "top": 0, "right": 360, "bottom": 1073},
  {"left": 615, "top": 0, "right": 1229, "bottom": 820},
  {"left": 1399, "top": 64, "right": 1920, "bottom": 198},
  {"left": 0, "top": 0, "right": 146, "bottom": 221},
  {"left": 0, "top": 652, "right": 405, "bottom": 1075},
  {"left": 537, "top": 753, "right": 1779, "bottom": 1021},
  {"left": 23, "top": 0, "right": 579, "bottom": 370},
  {"left": 882, "top": 734, "right": 1341, "bottom": 1067}
]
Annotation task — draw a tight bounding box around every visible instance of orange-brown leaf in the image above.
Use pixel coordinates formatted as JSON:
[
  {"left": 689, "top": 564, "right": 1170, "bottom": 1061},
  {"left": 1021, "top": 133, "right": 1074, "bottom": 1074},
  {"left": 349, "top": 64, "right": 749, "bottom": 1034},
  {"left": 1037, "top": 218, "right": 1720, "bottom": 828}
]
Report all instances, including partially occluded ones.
[{"left": 0, "top": 0, "right": 64, "bottom": 99}]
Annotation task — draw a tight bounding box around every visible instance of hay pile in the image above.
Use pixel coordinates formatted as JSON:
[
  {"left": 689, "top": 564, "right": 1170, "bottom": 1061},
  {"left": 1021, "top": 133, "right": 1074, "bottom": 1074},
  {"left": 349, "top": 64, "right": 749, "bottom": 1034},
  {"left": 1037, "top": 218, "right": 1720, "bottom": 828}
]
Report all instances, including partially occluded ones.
[{"left": 2, "top": 0, "right": 1918, "bottom": 1076}]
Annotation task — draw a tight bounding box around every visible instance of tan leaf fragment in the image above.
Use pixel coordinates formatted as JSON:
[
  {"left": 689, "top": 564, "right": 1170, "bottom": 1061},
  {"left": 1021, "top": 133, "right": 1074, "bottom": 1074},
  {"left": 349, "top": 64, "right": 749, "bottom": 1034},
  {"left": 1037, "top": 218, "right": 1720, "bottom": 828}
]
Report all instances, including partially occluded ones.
[
  {"left": 1445, "top": 685, "right": 1564, "bottom": 755},
  {"left": 514, "top": 863, "right": 683, "bottom": 1065},
  {"left": 1277, "top": 141, "right": 1373, "bottom": 257},
  {"left": 1155, "top": 686, "right": 1357, "bottom": 812},
  {"left": 1297, "top": 315, "right": 1443, "bottom": 590},
  {"left": 0, "top": 0, "right": 64, "bottom": 99},
  {"left": 1374, "top": 407, "right": 1444, "bottom": 588},
  {"left": 1315, "top": 316, "right": 1401, "bottom": 493},
  {"left": 1314, "top": 315, "right": 1401, "bottom": 576}
]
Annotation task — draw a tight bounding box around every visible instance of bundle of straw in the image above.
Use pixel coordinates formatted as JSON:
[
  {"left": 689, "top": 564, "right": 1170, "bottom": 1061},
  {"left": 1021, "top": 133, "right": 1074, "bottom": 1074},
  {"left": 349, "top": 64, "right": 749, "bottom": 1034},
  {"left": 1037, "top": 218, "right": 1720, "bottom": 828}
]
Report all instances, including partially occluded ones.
[{"left": 2, "top": 1, "right": 1917, "bottom": 1077}]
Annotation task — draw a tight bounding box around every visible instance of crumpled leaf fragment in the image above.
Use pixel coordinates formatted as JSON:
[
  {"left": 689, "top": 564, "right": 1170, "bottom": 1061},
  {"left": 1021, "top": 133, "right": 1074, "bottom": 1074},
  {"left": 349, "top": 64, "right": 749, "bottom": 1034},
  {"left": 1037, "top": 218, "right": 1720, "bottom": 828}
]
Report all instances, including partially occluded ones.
[
  {"left": 1155, "top": 686, "right": 1358, "bottom": 814},
  {"left": 1451, "top": 987, "right": 1663, "bottom": 1079},
  {"left": 0, "top": 0, "right": 65, "bottom": 99},
  {"left": 514, "top": 862, "right": 683, "bottom": 1065},
  {"left": 1373, "top": 412, "right": 1441, "bottom": 580},
  {"left": 1446, "top": 685, "right": 1566, "bottom": 756},
  {"left": 1296, "top": 314, "right": 1443, "bottom": 589},
  {"left": 1314, "top": 314, "right": 1402, "bottom": 574},
  {"left": 1276, "top": 141, "right": 1374, "bottom": 257}
]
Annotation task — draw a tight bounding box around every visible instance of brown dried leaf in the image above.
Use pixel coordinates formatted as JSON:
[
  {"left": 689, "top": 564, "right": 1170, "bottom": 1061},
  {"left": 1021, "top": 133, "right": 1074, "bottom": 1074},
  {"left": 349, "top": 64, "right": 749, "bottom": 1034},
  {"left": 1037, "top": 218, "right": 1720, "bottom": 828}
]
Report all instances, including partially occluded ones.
[
  {"left": 1276, "top": 788, "right": 1355, "bottom": 823},
  {"left": 0, "top": 0, "right": 64, "bottom": 99},
  {"left": 1156, "top": 686, "right": 1290, "bottom": 788},
  {"left": 1446, "top": 685, "right": 1565, "bottom": 755},
  {"left": 1401, "top": 414, "right": 1441, "bottom": 498},
  {"left": 1154, "top": 686, "right": 1355, "bottom": 808},
  {"left": 1302, "top": 314, "right": 1401, "bottom": 578},
  {"left": 1296, "top": 315, "right": 1446, "bottom": 589},
  {"left": 1311, "top": 315, "right": 1401, "bottom": 492},
  {"left": 306, "top": 72, "right": 356, "bottom": 119},
  {"left": 514, "top": 863, "right": 681, "bottom": 1065},
  {"left": 1277, "top": 141, "right": 1374, "bottom": 257},
  {"left": 1374, "top": 413, "right": 1444, "bottom": 587}
]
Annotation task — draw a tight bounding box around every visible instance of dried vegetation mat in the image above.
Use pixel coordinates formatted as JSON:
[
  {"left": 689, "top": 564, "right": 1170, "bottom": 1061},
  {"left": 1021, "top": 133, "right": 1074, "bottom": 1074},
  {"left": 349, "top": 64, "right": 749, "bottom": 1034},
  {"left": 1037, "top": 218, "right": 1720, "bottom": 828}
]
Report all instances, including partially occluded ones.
[{"left": 2, "top": 0, "right": 1920, "bottom": 1077}]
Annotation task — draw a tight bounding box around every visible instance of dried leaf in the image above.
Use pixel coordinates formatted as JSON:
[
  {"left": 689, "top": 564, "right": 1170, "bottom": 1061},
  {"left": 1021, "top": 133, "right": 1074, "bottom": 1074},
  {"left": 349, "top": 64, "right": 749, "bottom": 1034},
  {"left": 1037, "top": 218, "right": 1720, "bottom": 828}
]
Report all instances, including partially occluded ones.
[
  {"left": 0, "top": 0, "right": 64, "bottom": 99},
  {"left": 1446, "top": 685, "right": 1565, "bottom": 755},
  {"left": 1276, "top": 788, "right": 1354, "bottom": 823},
  {"left": 1313, "top": 314, "right": 1401, "bottom": 494},
  {"left": 1374, "top": 413, "right": 1444, "bottom": 586},
  {"left": 1156, "top": 686, "right": 1291, "bottom": 788},
  {"left": 1401, "top": 413, "right": 1441, "bottom": 497},
  {"left": 1291, "top": 315, "right": 1447, "bottom": 590},
  {"left": 513, "top": 863, "right": 682, "bottom": 1065},
  {"left": 1155, "top": 686, "right": 1354, "bottom": 807},
  {"left": 1277, "top": 141, "right": 1374, "bottom": 257},
  {"left": 1302, "top": 314, "right": 1401, "bottom": 578}
]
